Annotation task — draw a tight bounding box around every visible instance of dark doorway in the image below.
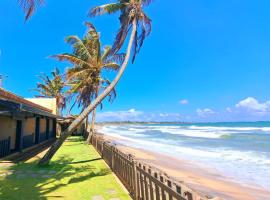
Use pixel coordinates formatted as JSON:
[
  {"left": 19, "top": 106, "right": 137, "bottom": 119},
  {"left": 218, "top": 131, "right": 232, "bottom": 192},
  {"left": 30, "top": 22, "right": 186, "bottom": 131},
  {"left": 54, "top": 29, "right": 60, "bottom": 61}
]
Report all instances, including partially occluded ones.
[{"left": 15, "top": 120, "right": 22, "bottom": 151}]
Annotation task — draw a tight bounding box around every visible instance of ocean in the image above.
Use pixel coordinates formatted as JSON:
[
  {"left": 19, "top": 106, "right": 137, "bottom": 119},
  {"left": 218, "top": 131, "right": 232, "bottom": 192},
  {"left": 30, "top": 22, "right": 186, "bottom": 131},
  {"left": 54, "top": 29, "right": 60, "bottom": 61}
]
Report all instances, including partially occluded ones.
[{"left": 100, "top": 122, "right": 270, "bottom": 189}]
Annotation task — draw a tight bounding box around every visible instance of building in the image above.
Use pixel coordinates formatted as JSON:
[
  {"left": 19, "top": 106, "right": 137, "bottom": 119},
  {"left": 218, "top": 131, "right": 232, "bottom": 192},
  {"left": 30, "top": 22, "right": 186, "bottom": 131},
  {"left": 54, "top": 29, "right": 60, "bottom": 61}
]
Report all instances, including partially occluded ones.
[
  {"left": 0, "top": 88, "right": 59, "bottom": 158},
  {"left": 57, "top": 115, "right": 86, "bottom": 137}
]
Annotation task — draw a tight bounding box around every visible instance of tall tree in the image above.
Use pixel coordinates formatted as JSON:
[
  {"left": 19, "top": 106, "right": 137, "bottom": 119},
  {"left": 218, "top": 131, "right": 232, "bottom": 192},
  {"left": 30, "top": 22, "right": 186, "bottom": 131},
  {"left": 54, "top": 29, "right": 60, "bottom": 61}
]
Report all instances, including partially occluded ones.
[
  {"left": 39, "top": 0, "right": 152, "bottom": 165},
  {"left": 52, "top": 23, "right": 120, "bottom": 142},
  {"left": 18, "top": 0, "right": 44, "bottom": 21},
  {"left": 35, "top": 68, "right": 67, "bottom": 115}
]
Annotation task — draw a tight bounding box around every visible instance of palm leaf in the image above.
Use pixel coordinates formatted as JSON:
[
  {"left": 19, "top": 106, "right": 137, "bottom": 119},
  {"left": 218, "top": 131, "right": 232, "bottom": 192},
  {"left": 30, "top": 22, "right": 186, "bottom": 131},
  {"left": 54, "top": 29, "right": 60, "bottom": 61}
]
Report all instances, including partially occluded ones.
[
  {"left": 18, "top": 0, "right": 44, "bottom": 21},
  {"left": 51, "top": 54, "right": 94, "bottom": 68},
  {"left": 90, "top": 3, "right": 124, "bottom": 17}
]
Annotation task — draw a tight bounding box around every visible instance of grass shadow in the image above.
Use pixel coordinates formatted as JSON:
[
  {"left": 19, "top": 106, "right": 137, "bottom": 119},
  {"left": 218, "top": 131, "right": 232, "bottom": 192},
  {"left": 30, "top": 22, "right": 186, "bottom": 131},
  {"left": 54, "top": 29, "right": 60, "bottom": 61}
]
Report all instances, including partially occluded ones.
[{"left": 0, "top": 150, "right": 110, "bottom": 199}]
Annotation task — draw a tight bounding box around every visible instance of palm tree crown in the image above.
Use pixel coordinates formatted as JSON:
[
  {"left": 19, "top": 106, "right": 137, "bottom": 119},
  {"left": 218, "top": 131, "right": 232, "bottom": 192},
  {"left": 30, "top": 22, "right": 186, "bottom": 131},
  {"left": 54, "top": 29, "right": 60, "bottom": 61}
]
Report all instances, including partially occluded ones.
[
  {"left": 52, "top": 22, "right": 123, "bottom": 110},
  {"left": 35, "top": 68, "right": 67, "bottom": 115},
  {"left": 90, "top": 0, "right": 152, "bottom": 63}
]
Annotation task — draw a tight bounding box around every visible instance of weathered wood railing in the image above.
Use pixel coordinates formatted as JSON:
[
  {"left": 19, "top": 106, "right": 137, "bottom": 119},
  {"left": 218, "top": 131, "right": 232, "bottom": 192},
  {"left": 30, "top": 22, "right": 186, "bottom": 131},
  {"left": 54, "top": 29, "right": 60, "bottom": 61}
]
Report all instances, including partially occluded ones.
[
  {"left": 90, "top": 134, "right": 210, "bottom": 200},
  {"left": 0, "top": 137, "right": 11, "bottom": 158}
]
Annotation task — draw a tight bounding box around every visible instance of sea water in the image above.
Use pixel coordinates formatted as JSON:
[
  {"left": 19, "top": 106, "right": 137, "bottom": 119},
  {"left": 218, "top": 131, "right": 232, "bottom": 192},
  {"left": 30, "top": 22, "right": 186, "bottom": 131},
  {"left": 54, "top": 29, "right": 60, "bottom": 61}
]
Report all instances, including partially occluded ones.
[{"left": 100, "top": 122, "right": 270, "bottom": 189}]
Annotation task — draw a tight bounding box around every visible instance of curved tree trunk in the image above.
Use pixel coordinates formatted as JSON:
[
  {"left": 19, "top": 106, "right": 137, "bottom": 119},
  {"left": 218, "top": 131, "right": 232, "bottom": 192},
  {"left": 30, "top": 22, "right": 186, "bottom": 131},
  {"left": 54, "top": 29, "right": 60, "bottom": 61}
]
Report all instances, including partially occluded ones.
[
  {"left": 90, "top": 108, "right": 96, "bottom": 132},
  {"left": 38, "top": 19, "right": 137, "bottom": 165},
  {"left": 86, "top": 87, "right": 98, "bottom": 144},
  {"left": 85, "top": 114, "right": 89, "bottom": 136},
  {"left": 86, "top": 107, "right": 96, "bottom": 144}
]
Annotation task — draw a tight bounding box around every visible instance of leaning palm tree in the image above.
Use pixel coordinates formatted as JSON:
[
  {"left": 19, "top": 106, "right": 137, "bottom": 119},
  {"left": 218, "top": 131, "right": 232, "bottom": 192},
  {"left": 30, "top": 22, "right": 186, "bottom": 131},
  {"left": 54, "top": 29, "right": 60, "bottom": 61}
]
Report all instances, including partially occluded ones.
[
  {"left": 39, "top": 0, "right": 152, "bottom": 165},
  {"left": 18, "top": 0, "right": 44, "bottom": 20},
  {"left": 34, "top": 68, "right": 67, "bottom": 115},
  {"left": 53, "top": 23, "right": 120, "bottom": 142}
]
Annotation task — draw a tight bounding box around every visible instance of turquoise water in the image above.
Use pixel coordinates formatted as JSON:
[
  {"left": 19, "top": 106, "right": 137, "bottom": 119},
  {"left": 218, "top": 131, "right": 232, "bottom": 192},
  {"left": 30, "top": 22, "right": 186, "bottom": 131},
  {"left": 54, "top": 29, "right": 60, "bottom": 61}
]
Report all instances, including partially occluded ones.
[{"left": 101, "top": 122, "right": 270, "bottom": 189}]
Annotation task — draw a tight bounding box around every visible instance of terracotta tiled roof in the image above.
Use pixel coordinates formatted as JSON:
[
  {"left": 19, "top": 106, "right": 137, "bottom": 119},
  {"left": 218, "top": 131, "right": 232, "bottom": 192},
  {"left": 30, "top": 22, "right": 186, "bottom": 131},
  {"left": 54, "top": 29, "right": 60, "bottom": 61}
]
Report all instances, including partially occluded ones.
[{"left": 0, "top": 88, "right": 52, "bottom": 113}]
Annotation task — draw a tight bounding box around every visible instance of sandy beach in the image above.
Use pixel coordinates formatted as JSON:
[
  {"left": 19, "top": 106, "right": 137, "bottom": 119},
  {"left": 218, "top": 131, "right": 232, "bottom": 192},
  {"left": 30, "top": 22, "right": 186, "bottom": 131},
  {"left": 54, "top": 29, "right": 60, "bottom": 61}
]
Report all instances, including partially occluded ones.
[{"left": 98, "top": 133, "right": 270, "bottom": 200}]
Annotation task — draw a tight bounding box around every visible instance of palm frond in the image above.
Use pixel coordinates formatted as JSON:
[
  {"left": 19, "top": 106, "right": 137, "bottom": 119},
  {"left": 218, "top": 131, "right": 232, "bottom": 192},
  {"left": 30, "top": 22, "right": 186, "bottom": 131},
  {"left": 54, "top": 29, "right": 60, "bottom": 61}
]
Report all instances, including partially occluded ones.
[
  {"left": 102, "top": 62, "right": 120, "bottom": 71},
  {"left": 65, "top": 36, "right": 91, "bottom": 60},
  {"left": 90, "top": 3, "right": 124, "bottom": 17},
  {"left": 51, "top": 54, "right": 94, "bottom": 68},
  {"left": 18, "top": 0, "right": 44, "bottom": 21}
]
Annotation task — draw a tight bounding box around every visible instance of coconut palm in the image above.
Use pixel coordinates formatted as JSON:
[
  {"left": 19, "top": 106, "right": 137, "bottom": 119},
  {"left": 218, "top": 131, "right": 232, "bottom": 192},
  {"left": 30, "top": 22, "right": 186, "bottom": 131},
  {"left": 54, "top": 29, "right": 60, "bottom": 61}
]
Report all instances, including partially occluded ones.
[
  {"left": 90, "top": 0, "right": 152, "bottom": 63},
  {"left": 18, "top": 0, "right": 44, "bottom": 20},
  {"left": 34, "top": 68, "right": 66, "bottom": 115},
  {"left": 52, "top": 23, "right": 120, "bottom": 142},
  {"left": 39, "top": 0, "right": 152, "bottom": 165}
]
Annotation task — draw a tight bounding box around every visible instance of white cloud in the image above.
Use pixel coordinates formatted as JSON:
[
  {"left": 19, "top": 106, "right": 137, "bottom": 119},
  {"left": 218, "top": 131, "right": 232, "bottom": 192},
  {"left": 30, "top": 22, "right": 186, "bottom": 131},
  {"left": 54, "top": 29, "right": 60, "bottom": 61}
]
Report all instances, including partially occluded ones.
[
  {"left": 179, "top": 99, "right": 189, "bottom": 105},
  {"left": 96, "top": 109, "right": 182, "bottom": 122},
  {"left": 196, "top": 108, "right": 215, "bottom": 117},
  {"left": 128, "top": 108, "right": 136, "bottom": 113},
  {"left": 226, "top": 107, "right": 232, "bottom": 113},
  {"left": 235, "top": 97, "right": 270, "bottom": 115},
  {"left": 96, "top": 109, "right": 143, "bottom": 122}
]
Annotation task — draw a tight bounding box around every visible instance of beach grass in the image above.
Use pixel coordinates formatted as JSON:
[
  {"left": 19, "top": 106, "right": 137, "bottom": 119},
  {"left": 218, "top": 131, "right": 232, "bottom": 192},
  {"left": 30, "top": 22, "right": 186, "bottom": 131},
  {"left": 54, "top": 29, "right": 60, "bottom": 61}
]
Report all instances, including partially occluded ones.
[{"left": 0, "top": 136, "right": 131, "bottom": 200}]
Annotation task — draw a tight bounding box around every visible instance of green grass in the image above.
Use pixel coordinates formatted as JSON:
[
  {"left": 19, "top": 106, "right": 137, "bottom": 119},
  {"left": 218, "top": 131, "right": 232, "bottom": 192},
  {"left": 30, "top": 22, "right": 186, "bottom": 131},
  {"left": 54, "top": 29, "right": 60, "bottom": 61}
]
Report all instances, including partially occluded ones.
[{"left": 0, "top": 136, "right": 131, "bottom": 200}]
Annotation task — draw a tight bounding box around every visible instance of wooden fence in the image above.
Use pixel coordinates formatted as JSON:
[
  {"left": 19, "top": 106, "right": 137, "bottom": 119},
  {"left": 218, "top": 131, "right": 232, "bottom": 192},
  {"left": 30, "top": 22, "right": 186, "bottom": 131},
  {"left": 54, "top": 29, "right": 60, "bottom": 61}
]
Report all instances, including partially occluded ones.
[
  {"left": 91, "top": 134, "right": 210, "bottom": 200},
  {"left": 0, "top": 137, "right": 11, "bottom": 158}
]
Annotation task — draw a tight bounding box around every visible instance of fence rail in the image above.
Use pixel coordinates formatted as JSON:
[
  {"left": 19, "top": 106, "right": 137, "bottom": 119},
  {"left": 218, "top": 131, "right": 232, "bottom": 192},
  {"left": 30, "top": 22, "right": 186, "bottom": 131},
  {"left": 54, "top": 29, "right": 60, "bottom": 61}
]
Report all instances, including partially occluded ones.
[
  {"left": 0, "top": 137, "right": 11, "bottom": 158},
  {"left": 90, "top": 134, "right": 210, "bottom": 200}
]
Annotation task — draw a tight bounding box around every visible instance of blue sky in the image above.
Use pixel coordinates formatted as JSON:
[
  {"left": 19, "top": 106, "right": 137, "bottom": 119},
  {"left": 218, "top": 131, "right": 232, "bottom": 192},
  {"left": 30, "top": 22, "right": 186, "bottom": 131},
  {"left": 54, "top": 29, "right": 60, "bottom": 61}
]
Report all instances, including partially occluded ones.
[{"left": 0, "top": 0, "right": 270, "bottom": 122}]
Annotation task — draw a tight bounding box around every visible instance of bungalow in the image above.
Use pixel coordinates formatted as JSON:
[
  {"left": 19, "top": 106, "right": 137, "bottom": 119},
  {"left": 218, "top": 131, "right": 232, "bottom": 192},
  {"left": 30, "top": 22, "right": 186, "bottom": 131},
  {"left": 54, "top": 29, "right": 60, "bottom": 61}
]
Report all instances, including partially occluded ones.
[{"left": 0, "top": 88, "right": 59, "bottom": 158}]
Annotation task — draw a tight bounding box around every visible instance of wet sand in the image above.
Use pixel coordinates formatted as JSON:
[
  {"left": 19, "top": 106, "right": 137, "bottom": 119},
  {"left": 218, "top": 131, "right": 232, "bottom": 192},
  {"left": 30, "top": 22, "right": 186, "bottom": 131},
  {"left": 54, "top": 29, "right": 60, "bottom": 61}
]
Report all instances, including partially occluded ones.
[{"left": 99, "top": 133, "right": 270, "bottom": 200}]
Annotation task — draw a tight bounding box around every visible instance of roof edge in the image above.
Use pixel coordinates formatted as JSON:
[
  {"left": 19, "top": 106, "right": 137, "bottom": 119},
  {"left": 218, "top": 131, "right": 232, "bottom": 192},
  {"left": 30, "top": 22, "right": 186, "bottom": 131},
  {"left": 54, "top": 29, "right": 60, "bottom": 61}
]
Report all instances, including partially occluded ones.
[{"left": 0, "top": 88, "right": 53, "bottom": 113}]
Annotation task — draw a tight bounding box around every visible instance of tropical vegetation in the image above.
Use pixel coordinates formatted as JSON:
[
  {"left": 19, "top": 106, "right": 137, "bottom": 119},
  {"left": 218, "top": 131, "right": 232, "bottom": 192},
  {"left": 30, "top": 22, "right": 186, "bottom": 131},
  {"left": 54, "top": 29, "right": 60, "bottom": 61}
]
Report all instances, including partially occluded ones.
[
  {"left": 52, "top": 22, "right": 123, "bottom": 142},
  {"left": 38, "top": 0, "right": 152, "bottom": 165},
  {"left": 34, "top": 68, "right": 67, "bottom": 115}
]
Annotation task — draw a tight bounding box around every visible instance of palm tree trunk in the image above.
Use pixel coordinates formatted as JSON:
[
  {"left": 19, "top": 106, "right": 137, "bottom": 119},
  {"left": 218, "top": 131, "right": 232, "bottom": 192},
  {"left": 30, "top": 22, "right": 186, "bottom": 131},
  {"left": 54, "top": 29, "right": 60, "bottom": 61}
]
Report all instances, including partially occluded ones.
[
  {"left": 86, "top": 107, "right": 96, "bottom": 144},
  {"left": 91, "top": 108, "right": 96, "bottom": 132},
  {"left": 85, "top": 114, "right": 89, "bottom": 136},
  {"left": 38, "top": 19, "right": 137, "bottom": 165},
  {"left": 87, "top": 87, "right": 98, "bottom": 144}
]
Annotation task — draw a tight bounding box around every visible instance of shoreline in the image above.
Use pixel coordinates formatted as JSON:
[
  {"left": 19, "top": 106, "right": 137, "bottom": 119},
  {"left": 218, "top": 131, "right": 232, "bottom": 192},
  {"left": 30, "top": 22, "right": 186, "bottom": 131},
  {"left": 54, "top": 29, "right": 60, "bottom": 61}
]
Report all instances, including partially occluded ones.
[{"left": 98, "top": 133, "right": 270, "bottom": 200}]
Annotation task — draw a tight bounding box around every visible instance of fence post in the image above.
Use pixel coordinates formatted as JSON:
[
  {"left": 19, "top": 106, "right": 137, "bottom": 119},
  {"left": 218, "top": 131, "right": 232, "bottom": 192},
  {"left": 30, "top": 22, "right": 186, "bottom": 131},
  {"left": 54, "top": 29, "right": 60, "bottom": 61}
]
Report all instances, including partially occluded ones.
[
  {"left": 111, "top": 145, "right": 115, "bottom": 171},
  {"left": 101, "top": 140, "right": 104, "bottom": 158},
  {"left": 133, "top": 160, "right": 139, "bottom": 200},
  {"left": 95, "top": 135, "right": 98, "bottom": 149}
]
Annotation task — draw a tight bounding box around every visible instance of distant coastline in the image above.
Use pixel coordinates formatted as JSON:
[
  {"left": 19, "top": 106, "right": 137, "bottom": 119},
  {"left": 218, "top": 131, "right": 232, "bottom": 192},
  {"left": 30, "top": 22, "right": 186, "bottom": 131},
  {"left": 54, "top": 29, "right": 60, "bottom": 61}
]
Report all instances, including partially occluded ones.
[{"left": 97, "top": 121, "right": 270, "bottom": 125}]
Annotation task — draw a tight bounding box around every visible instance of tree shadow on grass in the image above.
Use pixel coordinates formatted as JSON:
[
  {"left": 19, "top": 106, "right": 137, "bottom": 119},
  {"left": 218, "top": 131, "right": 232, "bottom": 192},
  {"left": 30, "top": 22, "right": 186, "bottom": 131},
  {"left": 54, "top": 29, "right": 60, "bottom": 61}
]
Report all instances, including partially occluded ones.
[
  {"left": 0, "top": 156, "right": 111, "bottom": 200},
  {"left": 66, "top": 137, "right": 84, "bottom": 143}
]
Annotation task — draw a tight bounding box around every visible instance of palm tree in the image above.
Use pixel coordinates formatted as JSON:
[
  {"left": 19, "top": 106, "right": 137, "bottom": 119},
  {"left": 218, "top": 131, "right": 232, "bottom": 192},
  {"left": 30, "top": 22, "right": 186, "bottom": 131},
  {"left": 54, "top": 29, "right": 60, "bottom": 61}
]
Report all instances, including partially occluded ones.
[
  {"left": 39, "top": 0, "right": 152, "bottom": 165},
  {"left": 34, "top": 68, "right": 66, "bottom": 115},
  {"left": 52, "top": 23, "right": 120, "bottom": 142},
  {"left": 18, "top": 0, "right": 44, "bottom": 21}
]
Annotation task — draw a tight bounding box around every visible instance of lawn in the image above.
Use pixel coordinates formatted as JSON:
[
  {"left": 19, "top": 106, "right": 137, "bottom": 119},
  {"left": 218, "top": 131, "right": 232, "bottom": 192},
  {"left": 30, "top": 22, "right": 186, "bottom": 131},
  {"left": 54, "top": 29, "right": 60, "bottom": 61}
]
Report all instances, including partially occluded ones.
[{"left": 0, "top": 136, "right": 131, "bottom": 200}]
